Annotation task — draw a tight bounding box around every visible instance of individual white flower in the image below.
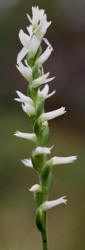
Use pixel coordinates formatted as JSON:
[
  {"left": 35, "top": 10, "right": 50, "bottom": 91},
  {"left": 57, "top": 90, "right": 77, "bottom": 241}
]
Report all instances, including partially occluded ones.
[
  {"left": 14, "top": 90, "right": 33, "bottom": 105},
  {"left": 19, "top": 29, "right": 40, "bottom": 57},
  {"left": 32, "top": 72, "right": 55, "bottom": 88},
  {"left": 38, "top": 84, "right": 56, "bottom": 100},
  {"left": 29, "top": 184, "right": 41, "bottom": 192},
  {"left": 14, "top": 131, "right": 36, "bottom": 142},
  {"left": 34, "top": 146, "right": 53, "bottom": 155},
  {"left": 36, "top": 38, "right": 53, "bottom": 66},
  {"left": 41, "top": 196, "right": 67, "bottom": 211},
  {"left": 22, "top": 102, "right": 35, "bottom": 116},
  {"left": 40, "top": 107, "right": 66, "bottom": 122},
  {"left": 17, "top": 31, "right": 40, "bottom": 64},
  {"left": 21, "top": 159, "right": 33, "bottom": 168},
  {"left": 16, "top": 62, "right": 32, "bottom": 82},
  {"left": 51, "top": 156, "right": 77, "bottom": 165},
  {"left": 27, "top": 6, "right": 51, "bottom": 41}
]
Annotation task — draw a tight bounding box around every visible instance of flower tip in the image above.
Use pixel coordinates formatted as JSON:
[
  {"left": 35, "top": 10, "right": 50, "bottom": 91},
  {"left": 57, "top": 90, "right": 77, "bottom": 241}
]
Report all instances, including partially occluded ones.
[
  {"left": 29, "top": 184, "right": 41, "bottom": 192},
  {"left": 21, "top": 159, "right": 33, "bottom": 168},
  {"left": 61, "top": 196, "right": 67, "bottom": 204},
  {"left": 14, "top": 131, "right": 18, "bottom": 136}
]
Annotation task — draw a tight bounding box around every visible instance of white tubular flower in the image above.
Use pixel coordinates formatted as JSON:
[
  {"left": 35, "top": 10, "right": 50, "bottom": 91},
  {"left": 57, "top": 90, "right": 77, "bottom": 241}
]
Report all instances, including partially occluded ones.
[
  {"left": 27, "top": 6, "right": 51, "bottom": 41},
  {"left": 18, "top": 29, "right": 40, "bottom": 58},
  {"left": 21, "top": 159, "right": 33, "bottom": 168},
  {"left": 34, "top": 146, "right": 53, "bottom": 155},
  {"left": 14, "top": 131, "right": 36, "bottom": 142},
  {"left": 38, "top": 84, "right": 49, "bottom": 99},
  {"left": 14, "top": 90, "right": 33, "bottom": 105},
  {"left": 41, "top": 196, "right": 67, "bottom": 211},
  {"left": 36, "top": 40, "right": 53, "bottom": 66},
  {"left": 38, "top": 84, "right": 56, "bottom": 100},
  {"left": 40, "top": 107, "right": 66, "bottom": 122},
  {"left": 32, "top": 73, "right": 55, "bottom": 88},
  {"left": 29, "top": 184, "right": 41, "bottom": 192},
  {"left": 22, "top": 103, "right": 35, "bottom": 116},
  {"left": 51, "top": 156, "right": 77, "bottom": 165},
  {"left": 16, "top": 62, "right": 32, "bottom": 82}
]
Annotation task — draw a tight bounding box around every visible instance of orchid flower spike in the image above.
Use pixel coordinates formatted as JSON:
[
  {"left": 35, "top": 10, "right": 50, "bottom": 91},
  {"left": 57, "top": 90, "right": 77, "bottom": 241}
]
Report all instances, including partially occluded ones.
[{"left": 15, "top": 6, "right": 78, "bottom": 250}]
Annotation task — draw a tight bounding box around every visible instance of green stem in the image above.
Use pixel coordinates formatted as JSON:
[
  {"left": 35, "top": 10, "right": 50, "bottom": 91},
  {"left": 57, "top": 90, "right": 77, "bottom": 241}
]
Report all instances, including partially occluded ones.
[{"left": 41, "top": 212, "right": 48, "bottom": 250}]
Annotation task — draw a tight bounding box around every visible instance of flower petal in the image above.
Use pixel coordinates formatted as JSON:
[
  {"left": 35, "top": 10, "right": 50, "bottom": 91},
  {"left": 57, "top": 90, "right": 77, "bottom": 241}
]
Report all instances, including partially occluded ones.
[
  {"left": 17, "top": 47, "right": 28, "bottom": 65},
  {"left": 40, "top": 107, "right": 66, "bottom": 121},
  {"left": 52, "top": 156, "right": 77, "bottom": 165},
  {"left": 32, "top": 73, "right": 55, "bottom": 88},
  {"left": 29, "top": 184, "right": 41, "bottom": 192},
  {"left": 36, "top": 43, "right": 53, "bottom": 66},
  {"left": 19, "top": 29, "right": 30, "bottom": 48},
  {"left": 15, "top": 90, "right": 33, "bottom": 105},
  {"left": 41, "top": 196, "right": 67, "bottom": 211},
  {"left": 16, "top": 62, "right": 32, "bottom": 82},
  {"left": 34, "top": 146, "right": 53, "bottom": 155},
  {"left": 22, "top": 103, "right": 35, "bottom": 116},
  {"left": 21, "top": 159, "right": 33, "bottom": 168},
  {"left": 14, "top": 131, "right": 36, "bottom": 142}
]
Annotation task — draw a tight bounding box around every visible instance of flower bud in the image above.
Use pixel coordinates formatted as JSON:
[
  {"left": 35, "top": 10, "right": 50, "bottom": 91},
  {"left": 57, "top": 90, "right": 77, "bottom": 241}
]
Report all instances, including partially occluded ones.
[
  {"left": 29, "top": 184, "right": 41, "bottom": 192},
  {"left": 21, "top": 158, "right": 33, "bottom": 168}
]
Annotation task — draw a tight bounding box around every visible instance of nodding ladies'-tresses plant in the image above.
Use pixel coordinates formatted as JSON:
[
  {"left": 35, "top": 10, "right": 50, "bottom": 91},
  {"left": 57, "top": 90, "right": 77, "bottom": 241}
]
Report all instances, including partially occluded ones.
[{"left": 14, "top": 6, "right": 77, "bottom": 250}]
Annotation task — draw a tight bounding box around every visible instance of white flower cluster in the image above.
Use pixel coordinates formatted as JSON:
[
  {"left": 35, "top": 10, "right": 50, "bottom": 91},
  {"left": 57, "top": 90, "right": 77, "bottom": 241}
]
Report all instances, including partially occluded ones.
[{"left": 15, "top": 6, "right": 77, "bottom": 211}]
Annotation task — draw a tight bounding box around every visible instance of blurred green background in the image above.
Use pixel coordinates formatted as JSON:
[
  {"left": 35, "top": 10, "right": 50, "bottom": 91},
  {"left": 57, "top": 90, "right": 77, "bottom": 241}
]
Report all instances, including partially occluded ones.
[{"left": 0, "top": 0, "right": 85, "bottom": 249}]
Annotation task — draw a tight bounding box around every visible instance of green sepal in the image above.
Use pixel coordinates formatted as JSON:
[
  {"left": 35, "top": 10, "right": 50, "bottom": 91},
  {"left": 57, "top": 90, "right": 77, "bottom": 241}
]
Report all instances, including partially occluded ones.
[
  {"left": 41, "top": 166, "right": 53, "bottom": 192},
  {"left": 46, "top": 172, "right": 53, "bottom": 192},
  {"left": 40, "top": 164, "right": 51, "bottom": 182},
  {"left": 31, "top": 153, "right": 46, "bottom": 173},
  {"left": 32, "top": 65, "right": 41, "bottom": 80},
  {"left": 34, "top": 119, "right": 50, "bottom": 146},
  {"left": 35, "top": 208, "right": 45, "bottom": 232},
  {"left": 28, "top": 84, "right": 38, "bottom": 101},
  {"left": 34, "top": 191, "right": 45, "bottom": 207},
  {"left": 36, "top": 97, "right": 44, "bottom": 117},
  {"left": 34, "top": 46, "right": 42, "bottom": 61},
  {"left": 27, "top": 57, "right": 35, "bottom": 67}
]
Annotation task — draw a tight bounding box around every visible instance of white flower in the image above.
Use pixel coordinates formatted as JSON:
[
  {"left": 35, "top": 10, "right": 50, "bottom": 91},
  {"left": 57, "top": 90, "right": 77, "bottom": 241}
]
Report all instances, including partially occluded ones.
[
  {"left": 22, "top": 103, "right": 35, "bottom": 116},
  {"left": 14, "top": 131, "right": 36, "bottom": 142},
  {"left": 32, "top": 72, "right": 55, "bottom": 88},
  {"left": 14, "top": 90, "right": 33, "bottom": 105},
  {"left": 40, "top": 107, "right": 66, "bottom": 121},
  {"left": 18, "top": 29, "right": 40, "bottom": 59},
  {"left": 38, "top": 84, "right": 56, "bottom": 100},
  {"left": 29, "top": 184, "right": 41, "bottom": 192},
  {"left": 27, "top": 6, "right": 51, "bottom": 41},
  {"left": 36, "top": 38, "right": 53, "bottom": 66},
  {"left": 41, "top": 196, "right": 67, "bottom": 211},
  {"left": 21, "top": 159, "right": 33, "bottom": 168},
  {"left": 51, "top": 156, "right": 77, "bottom": 165},
  {"left": 16, "top": 62, "right": 32, "bottom": 82},
  {"left": 38, "top": 84, "right": 49, "bottom": 98},
  {"left": 34, "top": 146, "right": 53, "bottom": 155}
]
